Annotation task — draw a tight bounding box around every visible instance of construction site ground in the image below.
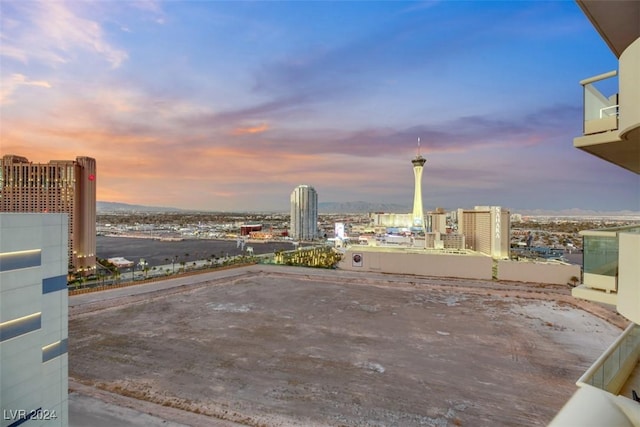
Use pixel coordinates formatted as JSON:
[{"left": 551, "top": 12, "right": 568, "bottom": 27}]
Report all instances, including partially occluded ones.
[{"left": 68, "top": 265, "right": 626, "bottom": 426}]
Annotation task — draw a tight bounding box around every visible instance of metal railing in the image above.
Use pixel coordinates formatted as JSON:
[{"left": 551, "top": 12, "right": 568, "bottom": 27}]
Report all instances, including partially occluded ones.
[{"left": 600, "top": 104, "right": 619, "bottom": 118}]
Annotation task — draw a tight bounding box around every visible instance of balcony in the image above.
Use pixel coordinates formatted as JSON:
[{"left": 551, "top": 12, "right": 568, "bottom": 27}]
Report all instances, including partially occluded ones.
[
  {"left": 572, "top": 225, "right": 640, "bottom": 324},
  {"left": 574, "top": 38, "right": 640, "bottom": 174},
  {"left": 578, "top": 323, "right": 640, "bottom": 396},
  {"left": 582, "top": 71, "right": 619, "bottom": 135},
  {"left": 555, "top": 226, "right": 640, "bottom": 426},
  {"left": 551, "top": 323, "right": 640, "bottom": 427}
]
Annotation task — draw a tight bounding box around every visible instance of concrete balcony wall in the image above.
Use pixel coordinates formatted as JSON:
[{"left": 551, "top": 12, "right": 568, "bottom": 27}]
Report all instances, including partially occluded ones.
[
  {"left": 617, "top": 232, "right": 640, "bottom": 324},
  {"left": 549, "top": 385, "right": 639, "bottom": 427},
  {"left": 582, "top": 272, "right": 617, "bottom": 292},
  {"left": 585, "top": 115, "right": 618, "bottom": 135},
  {"left": 619, "top": 38, "right": 640, "bottom": 141}
]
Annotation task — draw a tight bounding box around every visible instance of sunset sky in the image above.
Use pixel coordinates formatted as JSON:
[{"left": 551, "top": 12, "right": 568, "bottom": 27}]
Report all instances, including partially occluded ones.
[{"left": 1, "top": 0, "right": 638, "bottom": 213}]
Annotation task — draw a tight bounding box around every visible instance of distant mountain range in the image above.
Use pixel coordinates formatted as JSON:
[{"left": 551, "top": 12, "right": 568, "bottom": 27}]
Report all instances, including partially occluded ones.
[
  {"left": 97, "top": 201, "right": 187, "bottom": 213},
  {"left": 515, "top": 208, "right": 640, "bottom": 218},
  {"left": 318, "top": 201, "right": 410, "bottom": 213},
  {"left": 97, "top": 201, "right": 639, "bottom": 217},
  {"left": 97, "top": 200, "right": 411, "bottom": 214}
]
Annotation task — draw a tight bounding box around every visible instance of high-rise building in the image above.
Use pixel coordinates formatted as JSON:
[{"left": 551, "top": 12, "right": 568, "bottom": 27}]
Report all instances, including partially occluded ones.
[
  {"left": 550, "top": 2, "right": 639, "bottom": 425},
  {"left": 411, "top": 143, "right": 426, "bottom": 232},
  {"left": 0, "top": 155, "right": 97, "bottom": 276},
  {"left": 0, "top": 213, "right": 69, "bottom": 427},
  {"left": 427, "top": 207, "right": 447, "bottom": 234},
  {"left": 290, "top": 185, "right": 318, "bottom": 240},
  {"left": 457, "top": 206, "right": 510, "bottom": 259}
]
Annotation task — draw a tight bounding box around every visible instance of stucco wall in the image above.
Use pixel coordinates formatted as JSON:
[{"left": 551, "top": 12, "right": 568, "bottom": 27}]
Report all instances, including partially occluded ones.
[
  {"left": 497, "top": 260, "right": 581, "bottom": 285},
  {"left": 619, "top": 37, "right": 640, "bottom": 140},
  {"left": 338, "top": 249, "right": 493, "bottom": 280},
  {"left": 617, "top": 232, "right": 640, "bottom": 324}
]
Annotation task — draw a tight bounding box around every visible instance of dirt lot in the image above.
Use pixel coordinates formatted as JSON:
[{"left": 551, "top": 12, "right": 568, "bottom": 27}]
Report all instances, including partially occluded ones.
[{"left": 69, "top": 267, "right": 623, "bottom": 426}]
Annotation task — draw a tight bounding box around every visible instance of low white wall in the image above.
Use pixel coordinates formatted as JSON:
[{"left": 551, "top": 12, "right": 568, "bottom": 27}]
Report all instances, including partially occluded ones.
[
  {"left": 497, "top": 260, "right": 581, "bottom": 285},
  {"left": 338, "top": 249, "right": 493, "bottom": 280}
]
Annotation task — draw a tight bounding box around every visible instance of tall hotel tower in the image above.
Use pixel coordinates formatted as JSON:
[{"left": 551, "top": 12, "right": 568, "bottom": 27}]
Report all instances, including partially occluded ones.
[
  {"left": 0, "top": 155, "right": 97, "bottom": 276},
  {"left": 411, "top": 139, "right": 426, "bottom": 231},
  {"left": 290, "top": 185, "right": 318, "bottom": 241}
]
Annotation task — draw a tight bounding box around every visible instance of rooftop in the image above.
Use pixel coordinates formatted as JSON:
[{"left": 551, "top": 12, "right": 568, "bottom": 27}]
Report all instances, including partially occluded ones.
[{"left": 69, "top": 265, "right": 623, "bottom": 426}]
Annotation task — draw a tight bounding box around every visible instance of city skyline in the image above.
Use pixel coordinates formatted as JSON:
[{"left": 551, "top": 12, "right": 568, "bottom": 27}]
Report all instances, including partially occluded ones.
[{"left": 1, "top": 1, "right": 638, "bottom": 212}]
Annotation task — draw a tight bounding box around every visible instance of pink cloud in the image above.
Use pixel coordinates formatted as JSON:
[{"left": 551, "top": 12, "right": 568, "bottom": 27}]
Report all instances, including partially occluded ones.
[{"left": 231, "top": 123, "right": 270, "bottom": 136}]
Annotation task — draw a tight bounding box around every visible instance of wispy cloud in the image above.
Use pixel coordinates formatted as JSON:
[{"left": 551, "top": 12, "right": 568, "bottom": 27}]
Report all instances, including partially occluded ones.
[
  {"left": 231, "top": 123, "right": 270, "bottom": 136},
  {"left": 0, "top": 73, "right": 52, "bottom": 104},
  {"left": 130, "top": 0, "right": 166, "bottom": 25},
  {"left": 1, "top": 1, "right": 636, "bottom": 211},
  {"left": 0, "top": 1, "right": 127, "bottom": 68}
]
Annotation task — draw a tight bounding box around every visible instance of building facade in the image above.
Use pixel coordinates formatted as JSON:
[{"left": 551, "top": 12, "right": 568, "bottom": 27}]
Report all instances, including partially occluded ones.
[
  {"left": 427, "top": 208, "right": 447, "bottom": 234},
  {"left": 0, "top": 155, "right": 96, "bottom": 276},
  {"left": 551, "top": 3, "right": 639, "bottom": 425},
  {"left": 457, "top": 206, "right": 510, "bottom": 259},
  {"left": 0, "top": 213, "right": 69, "bottom": 427},
  {"left": 368, "top": 212, "right": 412, "bottom": 229},
  {"left": 290, "top": 185, "right": 318, "bottom": 241}
]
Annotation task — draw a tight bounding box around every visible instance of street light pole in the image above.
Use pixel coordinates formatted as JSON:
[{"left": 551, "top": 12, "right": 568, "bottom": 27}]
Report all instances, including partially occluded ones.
[{"left": 138, "top": 258, "right": 147, "bottom": 280}]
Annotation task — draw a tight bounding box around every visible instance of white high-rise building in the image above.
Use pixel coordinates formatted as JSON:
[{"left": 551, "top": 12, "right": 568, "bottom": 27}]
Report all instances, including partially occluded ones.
[
  {"left": 290, "top": 185, "right": 318, "bottom": 241},
  {"left": 0, "top": 213, "right": 69, "bottom": 427}
]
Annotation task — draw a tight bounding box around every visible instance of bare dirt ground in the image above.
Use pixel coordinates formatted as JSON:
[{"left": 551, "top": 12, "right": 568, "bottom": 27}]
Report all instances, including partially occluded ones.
[{"left": 68, "top": 266, "right": 625, "bottom": 426}]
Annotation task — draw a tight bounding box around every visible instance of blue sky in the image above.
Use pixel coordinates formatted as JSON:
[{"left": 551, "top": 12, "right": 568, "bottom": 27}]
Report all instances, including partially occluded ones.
[{"left": 1, "top": 0, "right": 638, "bottom": 213}]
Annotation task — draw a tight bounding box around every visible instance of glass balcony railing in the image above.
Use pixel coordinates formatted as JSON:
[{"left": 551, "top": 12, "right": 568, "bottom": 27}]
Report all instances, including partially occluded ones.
[
  {"left": 578, "top": 323, "right": 640, "bottom": 393},
  {"left": 580, "top": 71, "right": 619, "bottom": 135},
  {"left": 583, "top": 234, "right": 619, "bottom": 277},
  {"left": 580, "top": 225, "right": 640, "bottom": 294}
]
